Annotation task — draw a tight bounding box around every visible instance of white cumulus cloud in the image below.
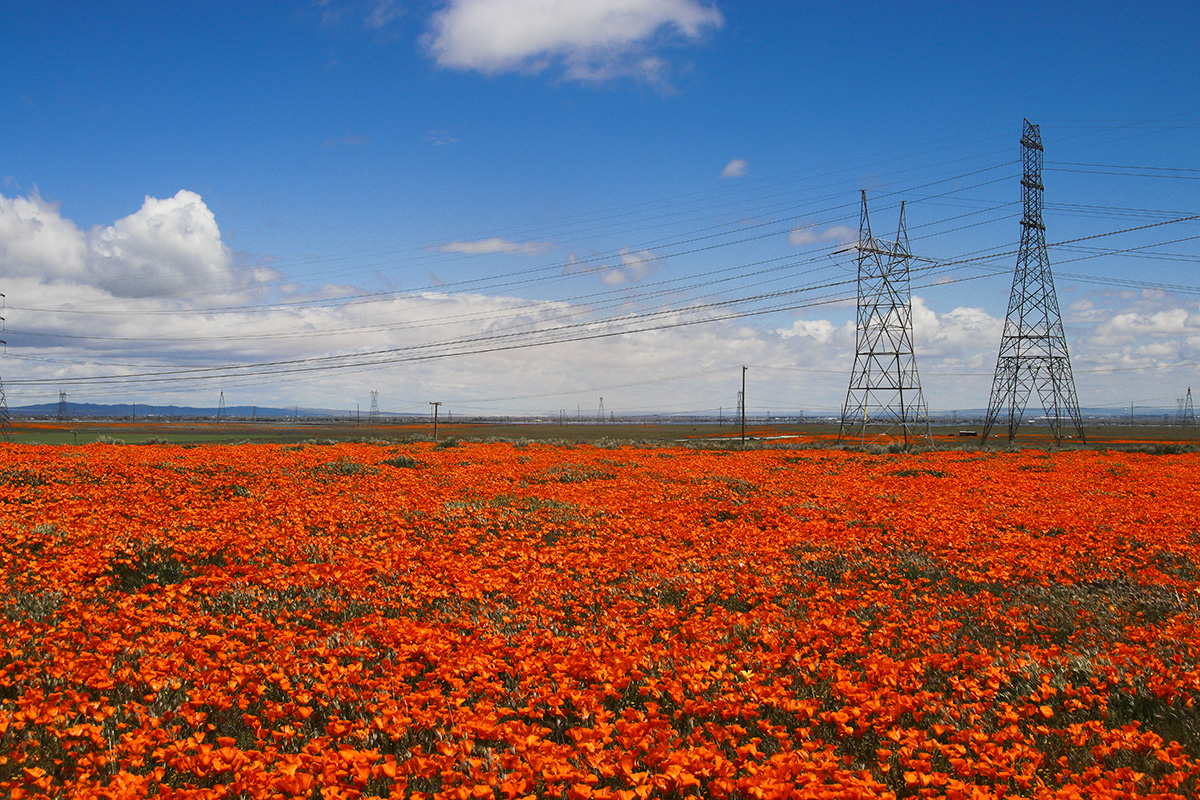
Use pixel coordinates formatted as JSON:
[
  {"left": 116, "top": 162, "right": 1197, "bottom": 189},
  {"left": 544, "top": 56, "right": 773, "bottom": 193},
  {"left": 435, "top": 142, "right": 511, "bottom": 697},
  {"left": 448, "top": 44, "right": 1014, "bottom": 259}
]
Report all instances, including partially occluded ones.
[
  {"left": 0, "top": 189, "right": 91, "bottom": 282},
  {"left": 1096, "top": 307, "right": 1194, "bottom": 340},
  {"left": 89, "top": 191, "right": 236, "bottom": 298},
  {"left": 0, "top": 188, "right": 237, "bottom": 298},
  {"left": 910, "top": 296, "right": 1003, "bottom": 370},
  {"left": 423, "top": 0, "right": 723, "bottom": 85},
  {"left": 776, "top": 318, "right": 844, "bottom": 345}
]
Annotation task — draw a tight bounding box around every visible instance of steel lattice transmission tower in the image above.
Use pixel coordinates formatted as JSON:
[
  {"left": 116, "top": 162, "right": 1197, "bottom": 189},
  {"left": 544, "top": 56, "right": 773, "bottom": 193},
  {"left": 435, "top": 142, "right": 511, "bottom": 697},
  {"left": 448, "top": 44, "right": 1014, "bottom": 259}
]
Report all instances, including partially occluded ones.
[
  {"left": 0, "top": 346, "right": 8, "bottom": 437},
  {"left": 982, "top": 120, "right": 1085, "bottom": 445},
  {"left": 369, "top": 390, "right": 380, "bottom": 423},
  {"left": 839, "top": 192, "right": 932, "bottom": 446},
  {"left": 0, "top": 294, "right": 8, "bottom": 437},
  {"left": 0, "top": 370, "right": 8, "bottom": 435},
  {"left": 1178, "top": 387, "right": 1195, "bottom": 426},
  {"left": 57, "top": 390, "right": 68, "bottom": 422}
]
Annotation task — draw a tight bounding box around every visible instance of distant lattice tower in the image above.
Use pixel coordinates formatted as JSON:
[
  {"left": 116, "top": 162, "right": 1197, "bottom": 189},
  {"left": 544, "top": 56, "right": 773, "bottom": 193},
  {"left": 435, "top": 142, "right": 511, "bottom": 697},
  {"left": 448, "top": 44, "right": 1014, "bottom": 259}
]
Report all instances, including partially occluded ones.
[
  {"left": 598, "top": 396, "right": 605, "bottom": 423},
  {"left": 369, "top": 390, "right": 380, "bottom": 423},
  {"left": 0, "top": 343, "right": 8, "bottom": 437},
  {"left": 218, "top": 391, "right": 226, "bottom": 421},
  {"left": 982, "top": 120, "right": 1085, "bottom": 445},
  {"left": 1180, "top": 387, "right": 1195, "bottom": 426},
  {"left": 0, "top": 295, "right": 8, "bottom": 436},
  {"left": 58, "top": 390, "right": 68, "bottom": 422},
  {"left": 838, "top": 192, "right": 932, "bottom": 446}
]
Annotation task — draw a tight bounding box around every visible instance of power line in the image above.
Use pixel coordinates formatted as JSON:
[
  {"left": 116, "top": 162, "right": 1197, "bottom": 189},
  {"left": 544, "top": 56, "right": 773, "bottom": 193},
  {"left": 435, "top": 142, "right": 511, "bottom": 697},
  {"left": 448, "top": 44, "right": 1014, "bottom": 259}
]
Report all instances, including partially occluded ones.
[
  {"left": 1046, "top": 167, "right": 1200, "bottom": 180},
  {"left": 1047, "top": 160, "right": 1200, "bottom": 173},
  {"left": 6, "top": 120, "right": 1198, "bottom": 402},
  {"left": 8, "top": 221, "right": 1196, "bottom": 391},
  {"left": 2, "top": 253, "right": 1010, "bottom": 392},
  {"left": 10, "top": 162, "right": 1019, "bottom": 322}
]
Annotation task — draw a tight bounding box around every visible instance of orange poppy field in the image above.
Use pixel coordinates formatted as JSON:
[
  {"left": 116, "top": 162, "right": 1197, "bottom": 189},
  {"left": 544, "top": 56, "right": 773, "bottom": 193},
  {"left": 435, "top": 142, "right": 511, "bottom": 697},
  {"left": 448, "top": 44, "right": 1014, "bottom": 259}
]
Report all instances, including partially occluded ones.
[{"left": 1, "top": 440, "right": 1198, "bottom": 799}]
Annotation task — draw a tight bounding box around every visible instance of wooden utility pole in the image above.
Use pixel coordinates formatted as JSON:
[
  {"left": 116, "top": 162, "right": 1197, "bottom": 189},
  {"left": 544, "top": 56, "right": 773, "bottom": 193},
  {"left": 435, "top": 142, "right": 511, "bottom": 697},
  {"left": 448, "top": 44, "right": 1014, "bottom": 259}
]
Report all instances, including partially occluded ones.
[{"left": 430, "top": 402, "right": 441, "bottom": 441}]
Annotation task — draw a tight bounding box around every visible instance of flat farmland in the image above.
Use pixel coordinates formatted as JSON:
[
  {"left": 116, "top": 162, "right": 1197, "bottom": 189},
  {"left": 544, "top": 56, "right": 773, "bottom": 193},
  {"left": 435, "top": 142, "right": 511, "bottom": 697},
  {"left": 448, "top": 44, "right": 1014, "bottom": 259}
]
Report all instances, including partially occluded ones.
[
  {"left": 6, "top": 418, "right": 1200, "bottom": 448},
  {"left": 2, "top": 441, "right": 1199, "bottom": 798}
]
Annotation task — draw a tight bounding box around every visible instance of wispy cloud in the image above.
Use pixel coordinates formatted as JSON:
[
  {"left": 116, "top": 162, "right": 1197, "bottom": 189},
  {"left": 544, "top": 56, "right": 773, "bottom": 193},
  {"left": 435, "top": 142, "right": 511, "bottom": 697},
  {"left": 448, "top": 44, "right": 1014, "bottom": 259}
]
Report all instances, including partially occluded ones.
[
  {"left": 600, "top": 247, "right": 661, "bottom": 285},
  {"left": 788, "top": 223, "right": 857, "bottom": 247},
  {"left": 324, "top": 133, "right": 372, "bottom": 149},
  {"left": 422, "top": 0, "right": 723, "bottom": 87},
  {"left": 424, "top": 129, "right": 459, "bottom": 147},
  {"left": 433, "top": 237, "right": 553, "bottom": 256},
  {"left": 364, "top": 0, "right": 402, "bottom": 29},
  {"left": 720, "top": 158, "right": 746, "bottom": 178},
  {"left": 313, "top": 0, "right": 403, "bottom": 32}
]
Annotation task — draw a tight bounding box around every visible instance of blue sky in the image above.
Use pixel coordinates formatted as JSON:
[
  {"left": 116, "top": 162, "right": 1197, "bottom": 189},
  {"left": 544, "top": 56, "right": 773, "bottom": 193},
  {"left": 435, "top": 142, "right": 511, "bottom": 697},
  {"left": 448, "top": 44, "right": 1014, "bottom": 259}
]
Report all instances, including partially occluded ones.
[{"left": 2, "top": 1, "right": 1198, "bottom": 418}]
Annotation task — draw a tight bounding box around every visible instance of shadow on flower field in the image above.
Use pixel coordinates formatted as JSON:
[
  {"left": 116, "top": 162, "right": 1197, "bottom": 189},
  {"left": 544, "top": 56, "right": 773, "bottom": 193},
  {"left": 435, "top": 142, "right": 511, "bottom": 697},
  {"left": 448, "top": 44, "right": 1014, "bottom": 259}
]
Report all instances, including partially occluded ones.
[{"left": 1, "top": 441, "right": 1198, "bottom": 798}]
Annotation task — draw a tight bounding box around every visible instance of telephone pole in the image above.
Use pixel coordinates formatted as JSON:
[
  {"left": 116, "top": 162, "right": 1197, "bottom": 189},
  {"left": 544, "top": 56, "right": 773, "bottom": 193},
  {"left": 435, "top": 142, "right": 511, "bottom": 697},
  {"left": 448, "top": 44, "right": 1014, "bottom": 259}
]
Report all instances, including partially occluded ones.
[
  {"left": 429, "top": 401, "right": 441, "bottom": 441},
  {"left": 982, "top": 120, "right": 1085, "bottom": 445}
]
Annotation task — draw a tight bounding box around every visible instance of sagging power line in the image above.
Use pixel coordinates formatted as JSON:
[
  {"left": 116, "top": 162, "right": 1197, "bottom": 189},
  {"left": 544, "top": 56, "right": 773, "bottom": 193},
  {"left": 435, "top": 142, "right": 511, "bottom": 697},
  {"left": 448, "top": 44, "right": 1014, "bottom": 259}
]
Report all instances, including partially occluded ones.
[{"left": 4, "top": 117, "right": 1198, "bottom": 412}]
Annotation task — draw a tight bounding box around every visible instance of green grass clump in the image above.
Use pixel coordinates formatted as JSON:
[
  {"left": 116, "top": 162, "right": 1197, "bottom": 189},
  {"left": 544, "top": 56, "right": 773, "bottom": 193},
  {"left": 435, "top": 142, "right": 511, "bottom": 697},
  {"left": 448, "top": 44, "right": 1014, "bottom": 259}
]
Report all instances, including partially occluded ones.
[{"left": 381, "top": 454, "right": 419, "bottom": 469}]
